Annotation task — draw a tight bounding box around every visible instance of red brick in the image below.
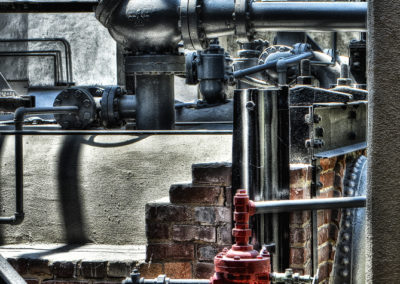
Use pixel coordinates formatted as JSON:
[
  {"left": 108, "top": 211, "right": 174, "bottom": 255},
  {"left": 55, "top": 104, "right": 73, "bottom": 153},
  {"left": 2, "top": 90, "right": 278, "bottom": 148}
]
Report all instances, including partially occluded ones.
[
  {"left": 52, "top": 261, "right": 76, "bottom": 278},
  {"left": 43, "top": 281, "right": 88, "bottom": 284},
  {"left": 7, "top": 258, "right": 28, "bottom": 275},
  {"left": 318, "top": 225, "right": 330, "bottom": 246},
  {"left": 164, "top": 262, "right": 192, "bottom": 278},
  {"left": 319, "top": 188, "right": 334, "bottom": 198},
  {"left": 80, "top": 261, "right": 107, "bottom": 279},
  {"left": 197, "top": 245, "right": 225, "bottom": 261},
  {"left": 146, "top": 223, "right": 170, "bottom": 240},
  {"left": 192, "top": 163, "right": 232, "bottom": 186},
  {"left": 318, "top": 243, "right": 334, "bottom": 263},
  {"left": 319, "top": 157, "right": 337, "bottom": 171},
  {"left": 27, "top": 259, "right": 52, "bottom": 276},
  {"left": 169, "top": 184, "right": 224, "bottom": 205},
  {"left": 225, "top": 187, "right": 233, "bottom": 208},
  {"left": 137, "top": 262, "right": 163, "bottom": 278},
  {"left": 25, "top": 280, "right": 40, "bottom": 284},
  {"left": 290, "top": 187, "right": 311, "bottom": 200},
  {"left": 146, "top": 203, "right": 193, "bottom": 222},
  {"left": 108, "top": 261, "right": 133, "bottom": 278},
  {"left": 172, "top": 225, "right": 216, "bottom": 243},
  {"left": 217, "top": 224, "right": 232, "bottom": 245},
  {"left": 289, "top": 245, "right": 311, "bottom": 266},
  {"left": 290, "top": 224, "right": 311, "bottom": 244},
  {"left": 146, "top": 243, "right": 194, "bottom": 261},
  {"left": 319, "top": 171, "right": 335, "bottom": 189},
  {"left": 318, "top": 262, "right": 333, "bottom": 281},
  {"left": 194, "top": 262, "right": 214, "bottom": 279},
  {"left": 290, "top": 165, "right": 312, "bottom": 186},
  {"left": 290, "top": 211, "right": 311, "bottom": 225},
  {"left": 194, "top": 207, "right": 231, "bottom": 225}
]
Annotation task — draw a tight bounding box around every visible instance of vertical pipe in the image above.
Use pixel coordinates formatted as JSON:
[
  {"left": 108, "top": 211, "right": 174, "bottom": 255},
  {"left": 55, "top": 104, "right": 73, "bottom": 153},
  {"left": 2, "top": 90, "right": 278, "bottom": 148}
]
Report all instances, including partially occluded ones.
[
  {"left": 135, "top": 75, "right": 175, "bottom": 130},
  {"left": 232, "top": 88, "right": 278, "bottom": 251}
]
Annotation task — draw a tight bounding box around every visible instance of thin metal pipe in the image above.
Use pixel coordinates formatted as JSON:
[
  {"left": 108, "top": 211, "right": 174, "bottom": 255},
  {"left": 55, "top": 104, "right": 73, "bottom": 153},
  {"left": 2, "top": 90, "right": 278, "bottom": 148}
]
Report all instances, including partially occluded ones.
[
  {"left": 0, "top": 130, "right": 233, "bottom": 136},
  {"left": 0, "top": 53, "right": 59, "bottom": 85},
  {"left": 0, "top": 0, "right": 98, "bottom": 13},
  {"left": 233, "top": 52, "right": 313, "bottom": 79},
  {"left": 0, "top": 106, "right": 79, "bottom": 225},
  {"left": 254, "top": 196, "right": 366, "bottom": 214},
  {"left": 0, "top": 38, "right": 73, "bottom": 83}
]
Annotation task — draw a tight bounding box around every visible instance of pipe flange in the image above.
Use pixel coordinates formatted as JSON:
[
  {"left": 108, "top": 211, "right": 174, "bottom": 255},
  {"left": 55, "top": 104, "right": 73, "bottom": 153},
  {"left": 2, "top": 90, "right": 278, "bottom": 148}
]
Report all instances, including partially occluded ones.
[
  {"left": 125, "top": 55, "right": 186, "bottom": 75},
  {"left": 180, "top": 0, "right": 206, "bottom": 50},
  {"left": 101, "top": 86, "right": 123, "bottom": 129},
  {"left": 234, "top": 0, "right": 250, "bottom": 42},
  {"left": 53, "top": 88, "right": 96, "bottom": 129}
]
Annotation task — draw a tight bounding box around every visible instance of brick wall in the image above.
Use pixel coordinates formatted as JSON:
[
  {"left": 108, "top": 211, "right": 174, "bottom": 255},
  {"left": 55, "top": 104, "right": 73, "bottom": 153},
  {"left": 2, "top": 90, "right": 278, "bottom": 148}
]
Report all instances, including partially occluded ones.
[{"left": 143, "top": 163, "right": 233, "bottom": 279}]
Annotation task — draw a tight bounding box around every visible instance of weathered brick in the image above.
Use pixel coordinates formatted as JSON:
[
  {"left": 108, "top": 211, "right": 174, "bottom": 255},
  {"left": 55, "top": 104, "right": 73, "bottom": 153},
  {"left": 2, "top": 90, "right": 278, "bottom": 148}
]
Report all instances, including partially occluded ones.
[
  {"left": 194, "top": 207, "right": 231, "bottom": 225},
  {"left": 7, "top": 258, "right": 29, "bottom": 275},
  {"left": 172, "top": 225, "right": 216, "bottom": 243},
  {"left": 317, "top": 210, "right": 331, "bottom": 227},
  {"left": 290, "top": 187, "right": 311, "bottom": 200},
  {"left": 108, "top": 261, "right": 132, "bottom": 278},
  {"left": 290, "top": 211, "right": 311, "bottom": 225},
  {"left": 146, "top": 203, "right": 193, "bottom": 222},
  {"left": 194, "top": 262, "right": 215, "bottom": 279},
  {"left": 290, "top": 224, "right": 311, "bottom": 244},
  {"left": 27, "top": 259, "right": 52, "bottom": 277},
  {"left": 318, "top": 262, "right": 333, "bottom": 281},
  {"left": 52, "top": 261, "right": 76, "bottom": 278},
  {"left": 43, "top": 281, "right": 88, "bottom": 284},
  {"left": 192, "top": 163, "right": 232, "bottom": 186},
  {"left": 137, "top": 262, "right": 163, "bottom": 278},
  {"left": 164, "top": 262, "right": 192, "bottom": 278},
  {"left": 329, "top": 223, "right": 339, "bottom": 241},
  {"left": 80, "top": 261, "right": 107, "bottom": 279},
  {"left": 146, "top": 223, "right": 170, "bottom": 240},
  {"left": 319, "top": 171, "right": 335, "bottom": 189},
  {"left": 318, "top": 225, "right": 330, "bottom": 246},
  {"left": 318, "top": 243, "right": 334, "bottom": 263},
  {"left": 217, "top": 224, "right": 232, "bottom": 245},
  {"left": 290, "top": 164, "right": 312, "bottom": 186},
  {"left": 319, "top": 157, "right": 337, "bottom": 172},
  {"left": 146, "top": 243, "right": 194, "bottom": 261},
  {"left": 170, "top": 184, "right": 224, "bottom": 205},
  {"left": 25, "top": 280, "right": 40, "bottom": 284},
  {"left": 319, "top": 188, "right": 334, "bottom": 198},
  {"left": 290, "top": 243, "right": 311, "bottom": 265},
  {"left": 225, "top": 187, "right": 233, "bottom": 207},
  {"left": 197, "top": 245, "right": 226, "bottom": 261}
]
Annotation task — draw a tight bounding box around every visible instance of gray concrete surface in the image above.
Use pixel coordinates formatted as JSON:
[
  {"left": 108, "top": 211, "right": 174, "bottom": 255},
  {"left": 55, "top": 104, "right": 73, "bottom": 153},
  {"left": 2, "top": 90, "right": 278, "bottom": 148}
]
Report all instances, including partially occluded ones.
[
  {"left": 367, "top": 0, "right": 400, "bottom": 282},
  {"left": 0, "top": 135, "right": 231, "bottom": 245}
]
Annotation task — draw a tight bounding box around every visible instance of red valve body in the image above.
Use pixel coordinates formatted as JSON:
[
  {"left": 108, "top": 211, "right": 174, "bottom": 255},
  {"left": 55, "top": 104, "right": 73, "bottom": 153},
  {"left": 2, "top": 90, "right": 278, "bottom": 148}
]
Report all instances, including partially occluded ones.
[{"left": 210, "top": 189, "right": 271, "bottom": 284}]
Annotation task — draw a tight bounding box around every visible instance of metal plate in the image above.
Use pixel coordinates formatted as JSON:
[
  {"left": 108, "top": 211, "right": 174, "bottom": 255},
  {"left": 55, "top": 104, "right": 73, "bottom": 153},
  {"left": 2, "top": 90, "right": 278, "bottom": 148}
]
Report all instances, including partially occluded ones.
[{"left": 125, "top": 55, "right": 186, "bottom": 74}]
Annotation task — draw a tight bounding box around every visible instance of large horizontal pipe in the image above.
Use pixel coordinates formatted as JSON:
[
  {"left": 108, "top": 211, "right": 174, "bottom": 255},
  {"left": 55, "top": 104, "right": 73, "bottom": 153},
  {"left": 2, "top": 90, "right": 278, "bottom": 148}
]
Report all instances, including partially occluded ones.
[
  {"left": 250, "top": 2, "right": 367, "bottom": 32},
  {"left": 254, "top": 196, "right": 366, "bottom": 214},
  {"left": 96, "top": 0, "right": 368, "bottom": 51},
  {"left": 0, "top": 0, "right": 98, "bottom": 13},
  {"left": 0, "top": 130, "right": 233, "bottom": 135}
]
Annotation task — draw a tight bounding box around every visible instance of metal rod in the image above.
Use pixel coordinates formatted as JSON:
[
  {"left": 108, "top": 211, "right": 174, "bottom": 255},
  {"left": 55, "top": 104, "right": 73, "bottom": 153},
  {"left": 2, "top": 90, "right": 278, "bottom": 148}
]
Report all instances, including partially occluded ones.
[
  {"left": 254, "top": 196, "right": 366, "bottom": 214},
  {"left": 0, "top": 106, "right": 79, "bottom": 225},
  {"left": 233, "top": 52, "right": 313, "bottom": 79},
  {"left": 0, "top": 0, "right": 98, "bottom": 13},
  {"left": 0, "top": 130, "right": 233, "bottom": 136},
  {"left": 0, "top": 37, "right": 74, "bottom": 83}
]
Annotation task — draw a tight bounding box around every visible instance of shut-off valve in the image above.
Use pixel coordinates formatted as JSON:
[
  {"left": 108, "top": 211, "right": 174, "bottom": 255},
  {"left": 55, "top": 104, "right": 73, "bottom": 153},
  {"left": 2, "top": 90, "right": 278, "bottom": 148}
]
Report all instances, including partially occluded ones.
[{"left": 124, "top": 190, "right": 316, "bottom": 284}]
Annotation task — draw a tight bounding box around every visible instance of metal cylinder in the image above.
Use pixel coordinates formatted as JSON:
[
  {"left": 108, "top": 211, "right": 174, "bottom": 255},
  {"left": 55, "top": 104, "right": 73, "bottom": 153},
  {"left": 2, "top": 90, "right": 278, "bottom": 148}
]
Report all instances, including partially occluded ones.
[
  {"left": 118, "top": 95, "right": 137, "bottom": 119},
  {"left": 135, "top": 75, "right": 175, "bottom": 130},
  {"left": 254, "top": 196, "right": 366, "bottom": 214},
  {"left": 250, "top": 2, "right": 367, "bottom": 33}
]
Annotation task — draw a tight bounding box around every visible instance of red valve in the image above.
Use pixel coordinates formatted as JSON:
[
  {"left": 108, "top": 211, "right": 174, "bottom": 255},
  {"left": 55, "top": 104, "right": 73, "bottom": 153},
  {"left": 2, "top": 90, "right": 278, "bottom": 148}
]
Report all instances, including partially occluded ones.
[{"left": 210, "top": 189, "right": 271, "bottom": 284}]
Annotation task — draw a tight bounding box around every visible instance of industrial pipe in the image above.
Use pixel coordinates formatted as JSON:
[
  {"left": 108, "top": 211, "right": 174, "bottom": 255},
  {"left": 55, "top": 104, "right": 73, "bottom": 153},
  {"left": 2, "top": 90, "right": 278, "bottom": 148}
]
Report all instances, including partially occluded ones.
[
  {"left": 254, "top": 196, "right": 366, "bottom": 214},
  {"left": 0, "top": 0, "right": 98, "bottom": 13},
  {"left": 0, "top": 106, "right": 79, "bottom": 225},
  {"left": 96, "top": 0, "right": 367, "bottom": 52}
]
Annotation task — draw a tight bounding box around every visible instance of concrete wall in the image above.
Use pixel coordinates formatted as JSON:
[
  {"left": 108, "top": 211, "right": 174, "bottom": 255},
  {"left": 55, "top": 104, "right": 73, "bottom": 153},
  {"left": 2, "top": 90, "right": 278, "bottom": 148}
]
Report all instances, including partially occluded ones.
[{"left": 0, "top": 135, "right": 231, "bottom": 245}]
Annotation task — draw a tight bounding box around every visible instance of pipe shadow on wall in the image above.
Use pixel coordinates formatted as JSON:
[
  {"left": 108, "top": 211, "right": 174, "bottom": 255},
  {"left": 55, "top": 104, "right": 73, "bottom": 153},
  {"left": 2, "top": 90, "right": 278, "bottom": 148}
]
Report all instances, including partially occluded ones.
[{"left": 58, "top": 135, "right": 89, "bottom": 244}]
